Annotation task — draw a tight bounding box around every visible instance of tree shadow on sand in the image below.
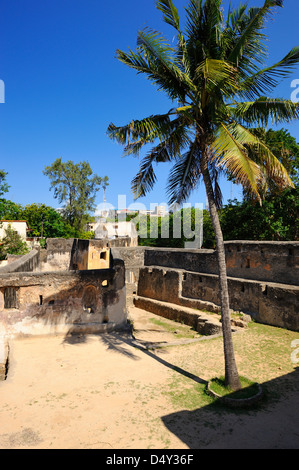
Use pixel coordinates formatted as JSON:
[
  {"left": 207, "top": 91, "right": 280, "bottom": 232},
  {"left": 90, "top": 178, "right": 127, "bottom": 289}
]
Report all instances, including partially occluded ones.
[{"left": 63, "top": 329, "right": 299, "bottom": 449}]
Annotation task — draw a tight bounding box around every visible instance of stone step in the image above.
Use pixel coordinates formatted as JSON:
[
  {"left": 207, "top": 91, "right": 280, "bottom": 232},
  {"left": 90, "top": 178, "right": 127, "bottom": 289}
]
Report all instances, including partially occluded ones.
[{"left": 133, "top": 295, "right": 225, "bottom": 336}]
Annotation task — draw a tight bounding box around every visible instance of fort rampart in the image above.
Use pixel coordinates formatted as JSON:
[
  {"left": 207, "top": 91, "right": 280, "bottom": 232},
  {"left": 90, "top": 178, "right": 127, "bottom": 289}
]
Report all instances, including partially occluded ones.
[
  {"left": 114, "top": 241, "right": 299, "bottom": 332},
  {"left": 0, "top": 238, "right": 127, "bottom": 339}
]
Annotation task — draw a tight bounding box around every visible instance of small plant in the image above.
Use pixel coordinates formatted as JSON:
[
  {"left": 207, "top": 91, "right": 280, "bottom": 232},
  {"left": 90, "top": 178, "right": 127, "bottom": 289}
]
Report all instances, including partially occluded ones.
[
  {"left": 39, "top": 238, "right": 47, "bottom": 249},
  {"left": 1, "top": 224, "right": 30, "bottom": 255}
]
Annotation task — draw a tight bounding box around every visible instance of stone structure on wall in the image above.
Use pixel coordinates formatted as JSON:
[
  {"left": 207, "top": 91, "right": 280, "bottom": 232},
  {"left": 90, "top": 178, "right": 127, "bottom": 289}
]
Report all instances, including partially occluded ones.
[{"left": 0, "top": 238, "right": 127, "bottom": 339}]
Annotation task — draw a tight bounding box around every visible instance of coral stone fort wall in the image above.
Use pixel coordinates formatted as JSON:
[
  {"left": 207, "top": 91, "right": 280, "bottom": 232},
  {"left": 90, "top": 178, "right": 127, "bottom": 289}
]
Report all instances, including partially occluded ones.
[
  {"left": 0, "top": 239, "right": 298, "bottom": 379},
  {"left": 0, "top": 238, "right": 127, "bottom": 338},
  {"left": 0, "top": 239, "right": 298, "bottom": 341},
  {"left": 114, "top": 241, "right": 299, "bottom": 332}
]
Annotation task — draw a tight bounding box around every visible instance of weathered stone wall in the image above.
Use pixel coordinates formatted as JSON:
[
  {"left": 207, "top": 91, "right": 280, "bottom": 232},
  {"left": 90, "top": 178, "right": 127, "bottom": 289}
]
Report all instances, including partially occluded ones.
[
  {"left": 113, "top": 242, "right": 298, "bottom": 332},
  {"left": 224, "top": 241, "right": 299, "bottom": 286},
  {"left": 111, "top": 247, "right": 146, "bottom": 306},
  {"left": 0, "top": 249, "right": 40, "bottom": 274},
  {"left": 40, "top": 238, "right": 131, "bottom": 272},
  {"left": 0, "top": 238, "right": 128, "bottom": 338},
  {"left": 40, "top": 238, "right": 74, "bottom": 272},
  {"left": 142, "top": 242, "right": 299, "bottom": 286},
  {"left": 0, "top": 259, "right": 127, "bottom": 337},
  {"left": 136, "top": 266, "right": 299, "bottom": 331},
  {"left": 144, "top": 247, "right": 216, "bottom": 275}
]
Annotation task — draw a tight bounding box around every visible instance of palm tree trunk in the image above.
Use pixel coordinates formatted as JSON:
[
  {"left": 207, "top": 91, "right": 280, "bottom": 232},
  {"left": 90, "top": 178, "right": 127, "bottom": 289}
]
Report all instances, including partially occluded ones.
[{"left": 200, "top": 151, "right": 241, "bottom": 391}]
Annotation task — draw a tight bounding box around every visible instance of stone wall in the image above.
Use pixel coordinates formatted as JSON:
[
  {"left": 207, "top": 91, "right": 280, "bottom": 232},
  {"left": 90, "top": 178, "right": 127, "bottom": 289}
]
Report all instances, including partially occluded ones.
[
  {"left": 0, "top": 249, "right": 40, "bottom": 274},
  {"left": 0, "top": 259, "right": 126, "bottom": 337},
  {"left": 111, "top": 247, "right": 146, "bottom": 306},
  {"left": 112, "top": 242, "right": 299, "bottom": 332},
  {"left": 0, "top": 238, "right": 128, "bottom": 338},
  {"left": 224, "top": 241, "right": 299, "bottom": 286},
  {"left": 135, "top": 267, "right": 299, "bottom": 332},
  {"left": 40, "top": 238, "right": 130, "bottom": 272},
  {"left": 143, "top": 241, "right": 299, "bottom": 286}
]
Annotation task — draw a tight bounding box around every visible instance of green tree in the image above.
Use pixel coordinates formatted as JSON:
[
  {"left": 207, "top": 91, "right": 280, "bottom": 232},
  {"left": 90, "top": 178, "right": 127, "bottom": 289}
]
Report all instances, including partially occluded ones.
[
  {"left": 0, "top": 199, "right": 23, "bottom": 220},
  {"left": 20, "top": 203, "right": 67, "bottom": 239},
  {"left": 0, "top": 170, "right": 10, "bottom": 198},
  {"left": 107, "top": 0, "right": 298, "bottom": 389},
  {"left": 1, "top": 224, "right": 29, "bottom": 256},
  {"left": 43, "top": 158, "right": 109, "bottom": 233},
  {"left": 221, "top": 187, "right": 299, "bottom": 241}
]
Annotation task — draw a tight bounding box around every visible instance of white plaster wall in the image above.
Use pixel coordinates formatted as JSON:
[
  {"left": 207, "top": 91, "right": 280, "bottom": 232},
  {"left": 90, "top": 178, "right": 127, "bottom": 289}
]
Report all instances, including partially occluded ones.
[{"left": 0, "top": 221, "right": 27, "bottom": 240}]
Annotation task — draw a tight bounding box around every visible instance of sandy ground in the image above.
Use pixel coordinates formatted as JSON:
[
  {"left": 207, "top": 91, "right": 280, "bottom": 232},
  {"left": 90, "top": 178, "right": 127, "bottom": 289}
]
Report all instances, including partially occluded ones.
[{"left": 0, "top": 306, "right": 298, "bottom": 450}]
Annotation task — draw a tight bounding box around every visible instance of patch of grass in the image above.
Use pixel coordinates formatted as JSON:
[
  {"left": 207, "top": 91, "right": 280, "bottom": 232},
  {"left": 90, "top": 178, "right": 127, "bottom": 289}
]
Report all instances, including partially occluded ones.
[
  {"left": 208, "top": 376, "right": 260, "bottom": 400},
  {"left": 149, "top": 317, "right": 199, "bottom": 339},
  {"left": 163, "top": 373, "right": 214, "bottom": 410}
]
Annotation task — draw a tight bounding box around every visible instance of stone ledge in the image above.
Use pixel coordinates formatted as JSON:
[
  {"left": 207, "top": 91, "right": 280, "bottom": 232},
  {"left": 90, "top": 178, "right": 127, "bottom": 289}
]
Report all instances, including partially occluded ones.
[{"left": 133, "top": 296, "right": 235, "bottom": 336}]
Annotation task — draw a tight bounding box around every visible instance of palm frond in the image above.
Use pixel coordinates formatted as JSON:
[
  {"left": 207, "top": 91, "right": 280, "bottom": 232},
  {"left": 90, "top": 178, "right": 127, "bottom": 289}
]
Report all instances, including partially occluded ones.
[
  {"left": 231, "top": 97, "right": 299, "bottom": 127},
  {"left": 131, "top": 121, "right": 192, "bottom": 198},
  {"left": 195, "top": 58, "right": 239, "bottom": 98},
  {"left": 185, "top": 0, "right": 223, "bottom": 77},
  {"left": 107, "top": 112, "right": 175, "bottom": 147},
  {"left": 239, "top": 47, "right": 299, "bottom": 98},
  {"left": 166, "top": 140, "right": 200, "bottom": 204},
  {"left": 156, "top": 0, "right": 180, "bottom": 30},
  {"left": 137, "top": 27, "right": 196, "bottom": 100},
  {"left": 131, "top": 144, "right": 172, "bottom": 199},
  {"left": 227, "top": 0, "right": 283, "bottom": 69},
  {"left": 211, "top": 123, "right": 263, "bottom": 195},
  {"left": 236, "top": 125, "right": 295, "bottom": 189},
  {"left": 116, "top": 47, "right": 188, "bottom": 102},
  {"left": 213, "top": 122, "right": 294, "bottom": 195}
]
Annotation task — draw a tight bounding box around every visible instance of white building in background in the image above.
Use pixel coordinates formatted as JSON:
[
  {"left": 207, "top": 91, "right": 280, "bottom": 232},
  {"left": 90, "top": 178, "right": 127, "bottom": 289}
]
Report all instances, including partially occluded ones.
[
  {"left": 153, "top": 205, "right": 168, "bottom": 217},
  {"left": 94, "top": 221, "right": 138, "bottom": 246},
  {"left": 0, "top": 220, "right": 28, "bottom": 240}
]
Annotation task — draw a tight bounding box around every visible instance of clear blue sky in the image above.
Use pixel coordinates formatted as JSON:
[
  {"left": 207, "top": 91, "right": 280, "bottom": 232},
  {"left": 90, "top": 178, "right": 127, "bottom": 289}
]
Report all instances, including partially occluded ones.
[{"left": 0, "top": 0, "right": 298, "bottom": 214}]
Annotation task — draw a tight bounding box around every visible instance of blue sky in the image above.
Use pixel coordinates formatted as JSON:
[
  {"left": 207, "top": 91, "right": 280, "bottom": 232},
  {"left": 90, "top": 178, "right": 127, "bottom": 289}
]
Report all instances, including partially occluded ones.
[{"left": 0, "top": 0, "right": 298, "bottom": 214}]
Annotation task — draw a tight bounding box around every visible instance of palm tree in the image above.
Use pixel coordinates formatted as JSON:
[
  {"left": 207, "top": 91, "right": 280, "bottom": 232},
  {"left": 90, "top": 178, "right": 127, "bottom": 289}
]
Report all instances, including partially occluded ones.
[{"left": 107, "top": 0, "right": 299, "bottom": 390}]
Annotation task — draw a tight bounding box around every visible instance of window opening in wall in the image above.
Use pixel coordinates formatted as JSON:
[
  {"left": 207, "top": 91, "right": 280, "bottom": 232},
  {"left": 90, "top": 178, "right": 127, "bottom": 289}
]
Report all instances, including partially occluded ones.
[
  {"left": 246, "top": 258, "right": 251, "bottom": 268},
  {"left": 4, "top": 287, "right": 18, "bottom": 309},
  {"left": 84, "top": 305, "right": 95, "bottom": 314},
  {"left": 39, "top": 295, "right": 43, "bottom": 306},
  {"left": 100, "top": 251, "right": 107, "bottom": 260},
  {"left": 262, "top": 285, "right": 268, "bottom": 296}
]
